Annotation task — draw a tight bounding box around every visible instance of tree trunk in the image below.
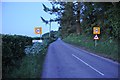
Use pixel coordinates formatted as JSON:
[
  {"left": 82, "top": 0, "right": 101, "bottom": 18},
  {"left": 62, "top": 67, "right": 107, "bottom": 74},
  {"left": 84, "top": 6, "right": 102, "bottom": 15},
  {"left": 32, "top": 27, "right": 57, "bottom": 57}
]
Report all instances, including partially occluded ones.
[
  {"left": 76, "top": 2, "right": 81, "bottom": 35},
  {"left": 76, "top": 20, "right": 81, "bottom": 35}
]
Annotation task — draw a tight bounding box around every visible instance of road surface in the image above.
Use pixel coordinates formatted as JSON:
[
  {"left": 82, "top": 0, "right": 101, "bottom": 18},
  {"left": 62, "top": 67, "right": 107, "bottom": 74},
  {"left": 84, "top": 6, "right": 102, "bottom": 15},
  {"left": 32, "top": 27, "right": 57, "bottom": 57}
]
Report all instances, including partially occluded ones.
[{"left": 42, "top": 38, "right": 119, "bottom": 78}]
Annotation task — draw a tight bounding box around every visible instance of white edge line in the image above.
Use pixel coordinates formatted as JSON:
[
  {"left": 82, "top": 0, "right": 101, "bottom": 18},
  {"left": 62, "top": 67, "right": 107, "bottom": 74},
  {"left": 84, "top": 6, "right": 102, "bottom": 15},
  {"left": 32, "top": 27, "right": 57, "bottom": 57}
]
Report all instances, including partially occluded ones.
[
  {"left": 80, "top": 49, "right": 120, "bottom": 65},
  {"left": 72, "top": 54, "right": 104, "bottom": 76},
  {"left": 65, "top": 42, "right": 120, "bottom": 65}
]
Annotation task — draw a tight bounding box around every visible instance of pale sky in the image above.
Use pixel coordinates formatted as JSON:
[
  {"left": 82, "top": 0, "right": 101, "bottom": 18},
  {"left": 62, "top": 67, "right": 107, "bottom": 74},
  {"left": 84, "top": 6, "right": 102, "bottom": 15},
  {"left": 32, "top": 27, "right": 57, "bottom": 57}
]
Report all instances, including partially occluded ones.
[{"left": 2, "top": 2, "right": 59, "bottom": 37}]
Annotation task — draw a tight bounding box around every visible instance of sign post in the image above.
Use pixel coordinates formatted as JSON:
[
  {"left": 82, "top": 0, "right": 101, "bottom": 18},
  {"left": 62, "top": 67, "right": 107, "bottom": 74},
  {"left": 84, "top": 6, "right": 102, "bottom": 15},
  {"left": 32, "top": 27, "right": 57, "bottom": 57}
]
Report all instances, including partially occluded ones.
[
  {"left": 94, "top": 34, "right": 99, "bottom": 47},
  {"left": 95, "top": 39, "right": 97, "bottom": 47},
  {"left": 49, "top": 21, "right": 51, "bottom": 37},
  {"left": 39, "top": 27, "right": 42, "bottom": 39},
  {"left": 93, "top": 27, "right": 100, "bottom": 47}
]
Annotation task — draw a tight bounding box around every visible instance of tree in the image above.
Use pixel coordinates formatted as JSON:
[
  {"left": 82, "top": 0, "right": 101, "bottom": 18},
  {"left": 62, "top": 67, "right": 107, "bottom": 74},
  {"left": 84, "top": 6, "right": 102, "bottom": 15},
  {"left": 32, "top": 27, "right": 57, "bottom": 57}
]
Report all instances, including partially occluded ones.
[
  {"left": 80, "top": 2, "right": 115, "bottom": 37},
  {"left": 41, "top": 2, "right": 83, "bottom": 37},
  {"left": 41, "top": 2, "right": 120, "bottom": 39}
]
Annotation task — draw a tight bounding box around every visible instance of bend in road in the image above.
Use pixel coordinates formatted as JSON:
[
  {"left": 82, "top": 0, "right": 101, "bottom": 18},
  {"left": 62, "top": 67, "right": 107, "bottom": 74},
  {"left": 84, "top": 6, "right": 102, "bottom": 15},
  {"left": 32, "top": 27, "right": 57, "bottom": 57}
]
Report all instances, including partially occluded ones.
[{"left": 42, "top": 39, "right": 119, "bottom": 78}]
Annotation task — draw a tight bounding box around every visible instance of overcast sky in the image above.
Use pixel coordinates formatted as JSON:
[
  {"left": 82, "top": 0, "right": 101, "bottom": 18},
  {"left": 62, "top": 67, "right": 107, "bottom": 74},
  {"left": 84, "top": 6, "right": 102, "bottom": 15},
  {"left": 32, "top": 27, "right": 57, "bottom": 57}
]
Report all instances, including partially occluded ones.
[{"left": 2, "top": 2, "right": 59, "bottom": 37}]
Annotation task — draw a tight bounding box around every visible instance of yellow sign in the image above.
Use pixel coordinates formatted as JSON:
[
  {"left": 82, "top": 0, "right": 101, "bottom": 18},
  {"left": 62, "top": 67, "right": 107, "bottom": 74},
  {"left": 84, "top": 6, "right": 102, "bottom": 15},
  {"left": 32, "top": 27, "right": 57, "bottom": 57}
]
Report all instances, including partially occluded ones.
[
  {"left": 34, "top": 27, "right": 42, "bottom": 34},
  {"left": 93, "top": 27, "right": 100, "bottom": 34}
]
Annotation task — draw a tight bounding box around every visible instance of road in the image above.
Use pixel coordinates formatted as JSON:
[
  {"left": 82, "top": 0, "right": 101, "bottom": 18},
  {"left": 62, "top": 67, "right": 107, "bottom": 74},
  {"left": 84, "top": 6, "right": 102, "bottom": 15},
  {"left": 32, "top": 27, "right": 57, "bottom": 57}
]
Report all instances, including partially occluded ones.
[{"left": 42, "top": 38, "right": 119, "bottom": 78}]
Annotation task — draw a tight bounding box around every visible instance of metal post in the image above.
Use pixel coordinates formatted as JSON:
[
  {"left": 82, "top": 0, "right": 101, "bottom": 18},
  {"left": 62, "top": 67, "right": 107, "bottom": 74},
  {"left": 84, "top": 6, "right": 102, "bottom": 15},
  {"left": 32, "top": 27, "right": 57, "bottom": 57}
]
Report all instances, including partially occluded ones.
[
  {"left": 49, "top": 20, "right": 51, "bottom": 38},
  {"left": 95, "top": 39, "right": 97, "bottom": 47},
  {"left": 40, "top": 34, "right": 41, "bottom": 40}
]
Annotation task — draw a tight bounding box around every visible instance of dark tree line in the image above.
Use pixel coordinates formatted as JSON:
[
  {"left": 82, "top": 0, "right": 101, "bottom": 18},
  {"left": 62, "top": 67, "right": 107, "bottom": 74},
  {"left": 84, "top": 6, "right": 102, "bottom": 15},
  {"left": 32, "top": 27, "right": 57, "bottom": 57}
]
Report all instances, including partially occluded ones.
[{"left": 41, "top": 2, "right": 120, "bottom": 39}]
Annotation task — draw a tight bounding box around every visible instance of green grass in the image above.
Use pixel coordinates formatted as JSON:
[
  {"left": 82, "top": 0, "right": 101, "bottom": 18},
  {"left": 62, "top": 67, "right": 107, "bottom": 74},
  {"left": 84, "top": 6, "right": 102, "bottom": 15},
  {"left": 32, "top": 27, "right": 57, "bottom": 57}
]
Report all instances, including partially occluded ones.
[
  {"left": 63, "top": 33, "right": 119, "bottom": 62},
  {"left": 10, "top": 48, "right": 47, "bottom": 78},
  {"left": 9, "top": 37, "right": 56, "bottom": 78}
]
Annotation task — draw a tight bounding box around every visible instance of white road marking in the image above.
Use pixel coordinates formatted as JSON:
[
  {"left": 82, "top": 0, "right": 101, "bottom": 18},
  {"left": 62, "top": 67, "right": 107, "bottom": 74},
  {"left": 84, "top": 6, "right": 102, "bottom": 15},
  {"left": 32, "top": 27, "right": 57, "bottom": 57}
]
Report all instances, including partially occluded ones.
[
  {"left": 72, "top": 54, "right": 104, "bottom": 76},
  {"left": 67, "top": 43, "right": 119, "bottom": 65}
]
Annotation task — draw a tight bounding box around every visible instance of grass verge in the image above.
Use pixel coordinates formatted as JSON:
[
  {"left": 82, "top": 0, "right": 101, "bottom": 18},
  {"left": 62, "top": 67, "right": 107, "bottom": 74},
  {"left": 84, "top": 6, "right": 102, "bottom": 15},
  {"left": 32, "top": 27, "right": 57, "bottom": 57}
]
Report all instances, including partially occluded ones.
[
  {"left": 63, "top": 33, "right": 119, "bottom": 63},
  {"left": 10, "top": 47, "right": 47, "bottom": 78}
]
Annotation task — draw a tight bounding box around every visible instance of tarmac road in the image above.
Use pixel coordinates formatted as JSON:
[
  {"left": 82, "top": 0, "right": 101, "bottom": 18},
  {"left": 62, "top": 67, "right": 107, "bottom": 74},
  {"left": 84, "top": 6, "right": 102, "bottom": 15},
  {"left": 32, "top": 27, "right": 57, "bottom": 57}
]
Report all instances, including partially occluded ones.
[{"left": 42, "top": 38, "right": 119, "bottom": 78}]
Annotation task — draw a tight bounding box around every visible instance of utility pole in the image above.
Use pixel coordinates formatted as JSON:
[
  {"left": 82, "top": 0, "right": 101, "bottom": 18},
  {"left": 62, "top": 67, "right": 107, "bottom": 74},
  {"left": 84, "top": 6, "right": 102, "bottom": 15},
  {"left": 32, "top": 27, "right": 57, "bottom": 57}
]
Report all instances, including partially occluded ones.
[{"left": 49, "top": 18, "right": 51, "bottom": 38}]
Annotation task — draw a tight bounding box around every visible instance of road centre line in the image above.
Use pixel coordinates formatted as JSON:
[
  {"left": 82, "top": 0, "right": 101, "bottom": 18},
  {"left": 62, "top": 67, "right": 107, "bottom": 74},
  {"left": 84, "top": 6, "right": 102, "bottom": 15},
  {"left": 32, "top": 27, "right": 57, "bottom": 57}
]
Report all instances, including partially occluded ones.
[{"left": 72, "top": 54, "right": 104, "bottom": 76}]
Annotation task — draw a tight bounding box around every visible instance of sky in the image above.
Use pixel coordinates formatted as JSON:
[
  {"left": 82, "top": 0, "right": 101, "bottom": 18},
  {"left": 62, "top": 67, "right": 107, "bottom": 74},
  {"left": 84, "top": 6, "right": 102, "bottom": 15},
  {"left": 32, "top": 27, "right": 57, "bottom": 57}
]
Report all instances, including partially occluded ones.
[{"left": 2, "top": 2, "right": 59, "bottom": 37}]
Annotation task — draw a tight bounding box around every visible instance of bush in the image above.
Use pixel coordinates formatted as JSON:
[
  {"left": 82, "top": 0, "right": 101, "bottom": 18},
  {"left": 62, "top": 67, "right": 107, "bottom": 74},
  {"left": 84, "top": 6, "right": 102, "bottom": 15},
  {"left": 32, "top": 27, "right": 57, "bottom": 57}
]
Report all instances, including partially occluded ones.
[
  {"left": 2, "top": 34, "right": 32, "bottom": 78},
  {"left": 63, "top": 33, "right": 119, "bottom": 62}
]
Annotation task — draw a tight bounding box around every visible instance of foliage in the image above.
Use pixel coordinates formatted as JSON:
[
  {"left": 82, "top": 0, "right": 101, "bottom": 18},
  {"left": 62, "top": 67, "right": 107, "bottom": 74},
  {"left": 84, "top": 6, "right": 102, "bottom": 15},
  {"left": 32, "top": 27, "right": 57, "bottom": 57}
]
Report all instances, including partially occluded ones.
[
  {"left": 10, "top": 42, "right": 48, "bottom": 78},
  {"left": 32, "top": 37, "right": 41, "bottom": 40},
  {"left": 60, "top": 2, "right": 76, "bottom": 37},
  {"left": 63, "top": 33, "right": 119, "bottom": 62},
  {"left": 42, "top": 31, "right": 59, "bottom": 41},
  {"left": 41, "top": 17, "right": 49, "bottom": 24},
  {"left": 41, "top": 2, "right": 83, "bottom": 37},
  {"left": 9, "top": 31, "right": 58, "bottom": 78},
  {"left": 42, "top": 2, "right": 120, "bottom": 39},
  {"left": 2, "top": 34, "right": 32, "bottom": 78},
  {"left": 80, "top": 2, "right": 120, "bottom": 39},
  {"left": 106, "top": 4, "right": 120, "bottom": 38}
]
